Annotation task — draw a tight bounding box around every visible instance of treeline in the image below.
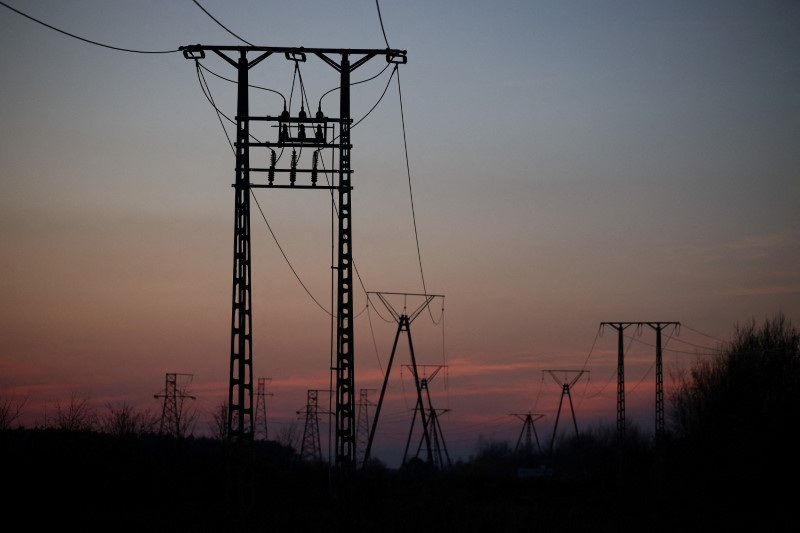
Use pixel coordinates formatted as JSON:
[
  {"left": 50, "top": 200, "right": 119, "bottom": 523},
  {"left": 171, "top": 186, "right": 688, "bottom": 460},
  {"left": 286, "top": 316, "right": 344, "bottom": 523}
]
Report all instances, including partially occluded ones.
[{"left": 2, "top": 312, "right": 797, "bottom": 532}]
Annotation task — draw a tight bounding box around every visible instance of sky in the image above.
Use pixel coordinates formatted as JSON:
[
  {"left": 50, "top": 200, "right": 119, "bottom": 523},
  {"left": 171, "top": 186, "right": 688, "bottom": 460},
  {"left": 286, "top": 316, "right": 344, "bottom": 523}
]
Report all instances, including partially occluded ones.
[{"left": 1, "top": 0, "right": 798, "bottom": 467}]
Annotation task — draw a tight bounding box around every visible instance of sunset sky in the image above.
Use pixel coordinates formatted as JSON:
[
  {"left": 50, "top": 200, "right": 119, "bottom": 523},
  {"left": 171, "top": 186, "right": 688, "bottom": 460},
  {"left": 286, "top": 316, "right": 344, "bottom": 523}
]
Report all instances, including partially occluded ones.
[{"left": 1, "top": 0, "right": 798, "bottom": 466}]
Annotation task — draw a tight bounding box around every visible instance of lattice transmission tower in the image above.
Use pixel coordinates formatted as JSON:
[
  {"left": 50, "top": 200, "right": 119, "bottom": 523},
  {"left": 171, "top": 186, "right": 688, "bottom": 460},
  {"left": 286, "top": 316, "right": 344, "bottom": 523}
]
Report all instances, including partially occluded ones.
[
  {"left": 153, "top": 373, "right": 196, "bottom": 438},
  {"left": 600, "top": 321, "right": 680, "bottom": 441},
  {"left": 297, "top": 389, "right": 330, "bottom": 463},
  {"left": 255, "top": 377, "right": 273, "bottom": 441},
  {"left": 356, "top": 388, "right": 376, "bottom": 468}
]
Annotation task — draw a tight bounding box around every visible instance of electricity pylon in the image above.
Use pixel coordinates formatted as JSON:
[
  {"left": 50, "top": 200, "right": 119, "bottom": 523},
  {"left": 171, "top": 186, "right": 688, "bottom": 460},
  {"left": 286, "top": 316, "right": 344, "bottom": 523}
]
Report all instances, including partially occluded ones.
[
  {"left": 179, "top": 45, "right": 407, "bottom": 469},
  {"left": 362, "top": 291, "right": 444, "bottom": 468},
  {"left": 255, "top": 377, "right": 273, "bottom": 441},
  {"left": 544, "top": 369, "right": 587, "bottom": 452},
  {"left": 356, "top": 388, "right": 376, "bottom": 468},
  {"left": 297, "top": 389, "right": 330, "bottom": 463},
  {"left": 511, "top": 412, "right": 545, "bottom": 455},
  {"left": 404, "top": 364, "right": 451, "bottom": 470},
  {"left": 600, "top": 322, "right": 680, "bottom": 441},
  {"left": 154, "top": 373, "right": 196, "bottom": 438}
]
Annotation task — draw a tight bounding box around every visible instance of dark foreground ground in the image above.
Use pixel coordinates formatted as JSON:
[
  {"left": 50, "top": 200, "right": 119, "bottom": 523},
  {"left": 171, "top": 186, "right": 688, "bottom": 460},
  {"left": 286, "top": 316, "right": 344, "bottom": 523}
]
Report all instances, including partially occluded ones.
[{"left": 2, "top": 428, "right": 791, "bottom": 533}]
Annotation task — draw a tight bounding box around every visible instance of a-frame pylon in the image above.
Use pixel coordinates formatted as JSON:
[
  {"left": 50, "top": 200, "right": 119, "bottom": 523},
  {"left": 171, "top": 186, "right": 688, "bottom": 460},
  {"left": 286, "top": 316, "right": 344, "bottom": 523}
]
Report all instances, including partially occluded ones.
[
  {"left": 403, "top": 364, "right": 452, "bottom": 470},
  {"left": 362, "top": 291, "right": 444, "bottom": 468},
  {"left": 511, "top": 412, "right": 545, "bottom": 455},
  {"left": 544, "top": 369, "right": 588, "bottom": 453}
]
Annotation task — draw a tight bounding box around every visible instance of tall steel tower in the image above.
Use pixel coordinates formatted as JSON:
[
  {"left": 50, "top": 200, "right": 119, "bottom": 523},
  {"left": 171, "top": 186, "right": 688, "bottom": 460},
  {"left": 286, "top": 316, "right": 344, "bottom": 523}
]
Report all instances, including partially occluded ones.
[
  {"left": 356, "top": 388, "right": 376, "bottom": 468},
  {"left": 255, "top": 377, "right": 273, "bottom": 440},
  {"left": 154, "top": 373, "right": 196, "bottom": 438},
  {"left": 297, "top": 389, "right": 326, "bottom": 463}
]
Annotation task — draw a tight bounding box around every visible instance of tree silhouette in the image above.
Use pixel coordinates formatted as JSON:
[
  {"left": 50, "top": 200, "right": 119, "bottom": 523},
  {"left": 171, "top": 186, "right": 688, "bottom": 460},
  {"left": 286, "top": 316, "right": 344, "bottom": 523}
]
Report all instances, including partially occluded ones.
[
  {"left": 51, "top": 392, "right": 97, "bottom": 431},
  {"left": 209, "top": 399, "right": 228, "bottom": 440},
  {"left": 668, "top": 312, "right": 800, "bottom": 481},
  {"left": 101, "top": 402, "right": 159, "bottom": 436},
  {"left": 0, "top": 393, "right": 27, "bottom": 430}
]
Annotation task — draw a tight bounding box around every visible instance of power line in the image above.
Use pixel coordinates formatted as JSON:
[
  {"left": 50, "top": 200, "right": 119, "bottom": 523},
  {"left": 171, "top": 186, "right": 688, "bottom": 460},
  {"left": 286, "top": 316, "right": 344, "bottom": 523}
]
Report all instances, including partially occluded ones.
[
  {"left": 626, "top": 334, "right": 719, "bottom": 356},
  {"left": 192, "top": 58, "right": 335, "bottom": 318},
  {"left": 191, "top": 0, "right": 254, "bottom": 46},
  {"left": 396, "top": 70, "right": 433, "bottom": 322},
  {"left": 250, "top": 191, "right": 333, "bottom": 317},
  {"left": 352, "top": 66, "right": 398, "bottom": 129},
  {"left": 1, "top": 1, "right": 179, "bottom": 54},
  {"left": 375, "top": 0, "right": 390, "bottom": 48},
  {"left": 580, "top": 325, "right": 603, "bottom": 372},
  {"left": 196, "top": 62, "right": 235, "bottom": 152},
  {"left": 191, "top": 45, "right": 406, "bottom": 330},
  {"left": 197, "top": 62, "right": 286, "bottom": 106},
  {"left": 681, "top": 323, "right": 726, "bottom": 344},
  {"left": 318, "top": 63, "right": 391, "bottom": 110}
]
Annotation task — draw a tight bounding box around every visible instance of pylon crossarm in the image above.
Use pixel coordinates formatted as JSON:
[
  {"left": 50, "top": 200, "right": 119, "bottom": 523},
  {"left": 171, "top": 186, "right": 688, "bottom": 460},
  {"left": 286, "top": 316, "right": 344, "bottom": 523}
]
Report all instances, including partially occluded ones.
[{"left": 368, "top": 291, "right": 443, "bottom": 324}]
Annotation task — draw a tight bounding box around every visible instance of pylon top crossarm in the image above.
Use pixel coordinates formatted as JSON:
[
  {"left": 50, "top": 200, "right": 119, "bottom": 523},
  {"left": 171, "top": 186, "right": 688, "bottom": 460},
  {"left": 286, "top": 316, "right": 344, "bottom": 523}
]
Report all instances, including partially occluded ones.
[
  {"left": 643, "top": 322, "right": 681, "bottom": 332},
  {"left": 369, "top": 291, "right": 443, "bottom": 323},
  {"left": 180, "top": 45, "right": 407, "bottom": 70},
  {"left": 544, "top": 369, "right": 588, "bottom": 388},
  {"left": 511, "top": 413, "right": 546, "bottom": 422},
  {"left": 601, "top": 321, "right": 680, "bottom": 328},
  {"left": 402, "top": 364, "right": 445, "bottom": 383}
]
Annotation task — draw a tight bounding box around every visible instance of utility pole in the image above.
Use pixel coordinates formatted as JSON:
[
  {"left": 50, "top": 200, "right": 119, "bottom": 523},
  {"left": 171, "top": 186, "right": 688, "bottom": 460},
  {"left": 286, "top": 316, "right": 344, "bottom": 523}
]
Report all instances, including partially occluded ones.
[
  {"left": 255, "top": 377, "right": 273, "bottom": 441},
  {"left": 543, "top": 369, "right": 587, "bottom": 453},
  {"left": 511, "top": 412, "right": 546, "bottom": 455},
  {"left": 154, "top": 373, "right": 196, "bottom": 438},
  {"left": 179, "top": 46, "right": 407, "bottom": 470},
  {"left": 600, "top": 322, "right": 680, "bottom": 441},
  {"left": 362, "top": 292, "right": 444, "bottom": 468}
]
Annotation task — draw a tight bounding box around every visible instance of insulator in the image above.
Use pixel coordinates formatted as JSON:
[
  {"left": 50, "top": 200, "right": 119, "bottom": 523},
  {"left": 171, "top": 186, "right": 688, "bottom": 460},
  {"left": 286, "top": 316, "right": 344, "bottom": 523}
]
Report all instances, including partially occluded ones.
[
  {"left": 316, "top": 104, "right": 324, "bottom": 120},
  {"left": 315, "top": 125, "right": 324, "bottom": 142},
  {"left": 279, "top": 124, "right": 289, "bottom": 142},
  {"left": 298, "top": 124, "right": 306, "bottom": 141},
  {"left": 290, "top": 150, "right": 297, "bottom": 185},
  {"left": 280, "top": 105, "right": 289, "bottom": 120},
  {"left": 268, "top": 150, "right": 276, "bottom": 184},
  {"left": 298, "top": 106, "right": 307, "bottom": 120},
  {"left": 311, "top": 152, "right": 318, "bottom": 185}
]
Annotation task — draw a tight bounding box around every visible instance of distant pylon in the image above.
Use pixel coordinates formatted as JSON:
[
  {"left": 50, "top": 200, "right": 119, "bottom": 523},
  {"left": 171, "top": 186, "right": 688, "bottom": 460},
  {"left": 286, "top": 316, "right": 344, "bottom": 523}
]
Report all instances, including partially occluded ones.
[
  {"left": 154, "top": 373, "right": 196, "bottom": 438},
  {"left": 544, "top": 369, "right": 588, "bottom": 452},
  {"left": 511, "top": 412, "right": 545, "bottom": 455},
  {"left": 255, "top": 377, "right": 273, "bottom": 441},
  {"left": 404, "top": 365, "right": 452, "bottom": 470},
  {"left": 297, "top": 389, "right": 328, "bottom": 463},
  {"left": 600, "top": 321, "right": 680, "bottom": 442},
  {"left": 356, "top": 388, "right": 376, "bottom": 467}
]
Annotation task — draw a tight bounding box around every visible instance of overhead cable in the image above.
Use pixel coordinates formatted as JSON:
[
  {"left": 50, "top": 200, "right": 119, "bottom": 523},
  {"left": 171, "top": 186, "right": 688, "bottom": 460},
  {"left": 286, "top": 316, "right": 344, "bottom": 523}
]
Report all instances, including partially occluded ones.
[
  {"left": 396, "top": 70, "right": 436, "bottom": 323},
  {"left": 375, "top": 0, "right": 390, "bottom": 47},
  {"left": 1, "top": 1, "right": 179, "bottom": 54},
  {"left": 191, "top": 0, "right": 254, "bottom": 46}
]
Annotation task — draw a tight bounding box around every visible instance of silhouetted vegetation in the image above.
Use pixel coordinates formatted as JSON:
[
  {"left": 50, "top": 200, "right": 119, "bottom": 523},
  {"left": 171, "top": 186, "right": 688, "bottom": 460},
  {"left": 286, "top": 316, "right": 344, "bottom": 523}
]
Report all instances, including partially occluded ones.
[
  {"left": 3, "top": 313, "right": 797, "bottom": 531},
  {"left": 661, "top": 312, "right": 799, "bottom": 531}
]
